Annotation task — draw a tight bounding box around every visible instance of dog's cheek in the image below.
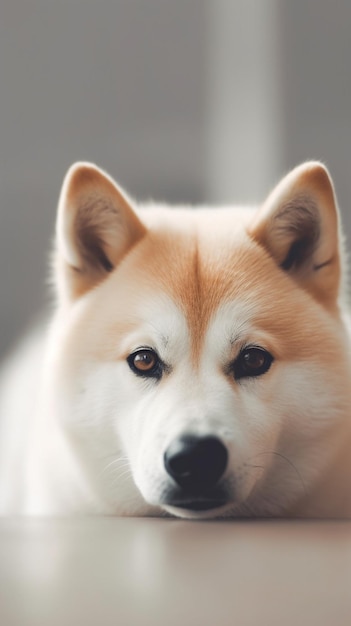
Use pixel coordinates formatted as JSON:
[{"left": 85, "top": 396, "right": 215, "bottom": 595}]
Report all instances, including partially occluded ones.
[
  {"left": 50, "top": 359, "right": 133, "bottom": 457},
  {"left": 221, "top": 372, "right": 293, "bottom": 498}
]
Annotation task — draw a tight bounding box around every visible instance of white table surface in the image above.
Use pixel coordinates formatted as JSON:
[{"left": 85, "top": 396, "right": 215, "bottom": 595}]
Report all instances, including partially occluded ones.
[{"left": 0, "top": 517, "right": 350, "bottom": 626}]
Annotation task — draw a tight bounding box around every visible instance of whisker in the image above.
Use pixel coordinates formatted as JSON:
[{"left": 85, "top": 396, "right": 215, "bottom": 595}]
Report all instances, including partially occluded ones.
[
  {"left": 250, "top": 450, "right": 307, "bottom": 496},
  {"left": 110, "top": 468, "right": 133, "bottom": 488},
  {"left": 99, "top": 456, "right": 130, "bottom": 479}
]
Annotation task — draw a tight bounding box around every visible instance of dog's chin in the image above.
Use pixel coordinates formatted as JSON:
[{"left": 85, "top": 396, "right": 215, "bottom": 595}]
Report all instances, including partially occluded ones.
[
  {"left": 153, "top": 481, "right": 235, "bottom": 519},
  {"left": 161, "top": 499, "right": 234, "bottom": 520}
]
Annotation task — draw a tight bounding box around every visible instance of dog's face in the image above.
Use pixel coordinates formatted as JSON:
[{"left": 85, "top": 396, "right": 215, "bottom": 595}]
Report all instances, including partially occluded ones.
[{"left": 50, "top": 161, "right": 350, "bottom": 518}]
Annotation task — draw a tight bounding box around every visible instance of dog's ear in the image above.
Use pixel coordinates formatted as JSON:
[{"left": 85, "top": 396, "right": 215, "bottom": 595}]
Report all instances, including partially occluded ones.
[
  {"left": 55, "top": 162, "right": 146, "bottom": 300},
  {"left": 248, "top": 162, "right": 341, "bottom": 308}
]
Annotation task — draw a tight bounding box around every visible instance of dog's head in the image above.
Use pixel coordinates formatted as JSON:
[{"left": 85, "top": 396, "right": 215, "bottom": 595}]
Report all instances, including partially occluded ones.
[{"left": 49, "top": 161, "right": 350, "bottom": 518}]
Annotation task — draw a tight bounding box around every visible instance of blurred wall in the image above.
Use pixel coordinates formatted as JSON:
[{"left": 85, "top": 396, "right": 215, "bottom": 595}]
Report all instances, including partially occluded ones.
[
  {"left": 280, "top": 1, "right": 351, "bottom": 224},
  {"left": 0, "top": 0, "right": 207, "bottom": 356},
  {"left": 1, "top": 0, "right": 351, "bottom": 357}
]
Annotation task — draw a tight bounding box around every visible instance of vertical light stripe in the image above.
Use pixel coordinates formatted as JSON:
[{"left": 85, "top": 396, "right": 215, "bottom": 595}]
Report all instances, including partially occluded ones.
[{"left": 205, "top": 0, "right": 283, "bottom": 203}]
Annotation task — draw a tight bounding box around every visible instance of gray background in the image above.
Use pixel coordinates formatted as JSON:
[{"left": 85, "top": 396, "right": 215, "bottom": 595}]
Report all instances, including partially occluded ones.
[{"left": 1, "top": 0, "right": 351, "bottom": 357}]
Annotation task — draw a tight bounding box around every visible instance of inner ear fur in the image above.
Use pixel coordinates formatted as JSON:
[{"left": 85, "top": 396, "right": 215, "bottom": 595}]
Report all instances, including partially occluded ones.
[
  {"left": 248, "top": 162, "right": 342, "bottom": 308},
  {"left": 56, "top": 162, "right": 146, "bottom": 300}
]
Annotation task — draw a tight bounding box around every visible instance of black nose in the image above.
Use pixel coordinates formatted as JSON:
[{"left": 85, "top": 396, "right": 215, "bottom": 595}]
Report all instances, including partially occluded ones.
[{"left": 164, "top": 435, "right": 228, "bottom": 492}]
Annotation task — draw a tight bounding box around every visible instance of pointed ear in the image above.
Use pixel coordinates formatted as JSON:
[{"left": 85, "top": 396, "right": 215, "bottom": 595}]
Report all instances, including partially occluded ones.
[
  {"left": 248, "top": 162, "right": 342, "bottom": 308},
  {"left": 55, "top": 162, "right": 146, "bottom": 300}
]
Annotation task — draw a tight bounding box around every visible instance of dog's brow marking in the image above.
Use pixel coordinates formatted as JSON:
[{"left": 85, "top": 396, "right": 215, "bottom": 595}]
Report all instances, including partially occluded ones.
[
  {"left": 313, "top": 257, "right": 334, "bottom": 272},
  {"left": 189, "top": 242, "right": 204, "bottom": 363},
  {"left": 184, "top": 240, "right": 224, "bottom": 364},
  {"left": 174, "top": 237, "right": 255, "bottom": 365},
  {"left": 229, "top": 333, "right": 246, "bottom": 347}
]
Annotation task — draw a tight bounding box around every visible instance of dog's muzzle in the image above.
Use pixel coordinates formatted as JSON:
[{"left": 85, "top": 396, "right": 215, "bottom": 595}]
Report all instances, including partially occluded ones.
[{"left": 163, "top": 434, "right": 228, "bottom": 512}]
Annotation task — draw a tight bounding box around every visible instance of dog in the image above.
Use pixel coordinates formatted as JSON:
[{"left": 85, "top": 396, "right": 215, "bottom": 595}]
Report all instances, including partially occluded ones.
[{"left": 0, "top": 161, "right": 350, "bottom": 518}]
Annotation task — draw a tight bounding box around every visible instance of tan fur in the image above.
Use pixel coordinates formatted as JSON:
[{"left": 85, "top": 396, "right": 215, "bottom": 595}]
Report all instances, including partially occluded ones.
[
  {"left": 59, "top": 210, "right": 344, "bottom": 372},
  {"left": 56, "top": 162, "right": 146, "bottom": 301},
  {"left": 249, "top": 162, "right": 341, "bottom": 309}
]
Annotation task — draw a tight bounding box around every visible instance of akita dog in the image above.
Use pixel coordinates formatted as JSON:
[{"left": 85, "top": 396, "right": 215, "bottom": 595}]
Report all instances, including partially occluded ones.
[{"left": 0, "top": 161, "right": 350, "bottom": 518}]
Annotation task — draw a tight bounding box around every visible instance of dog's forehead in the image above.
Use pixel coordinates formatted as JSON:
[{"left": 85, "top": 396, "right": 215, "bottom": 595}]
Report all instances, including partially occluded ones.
[
  {"left": 72, "top": 207, "right": 328, "bottom": 366},
  {"left": 129, "top": 210, "right": 283, "bottom": 360},
  {"left": 67, "top": 205, "right": 334, "bottom": 370}
]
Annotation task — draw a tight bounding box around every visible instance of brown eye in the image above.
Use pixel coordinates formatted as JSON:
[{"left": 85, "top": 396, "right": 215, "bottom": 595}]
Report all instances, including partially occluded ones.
[
  {"left": 133, "top": 351, "right": 157, "bottom": 372},
  {"left": 232, "top": 347, "right": 273, "bottom": 381},
  {"left": 127, "top": 349, "right": 162, "bottom": 379}
]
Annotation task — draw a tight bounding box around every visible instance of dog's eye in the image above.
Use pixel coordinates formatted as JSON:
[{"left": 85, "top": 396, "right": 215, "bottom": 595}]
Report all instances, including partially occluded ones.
[
  {"left": 127, "top": 349, "right": 162, "bottom": 379},
  {"left": 232, "top": 347, "right": 273, "bottom": 380}
]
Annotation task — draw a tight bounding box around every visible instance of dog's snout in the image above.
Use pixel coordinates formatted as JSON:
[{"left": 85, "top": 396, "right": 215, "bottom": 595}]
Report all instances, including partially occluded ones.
[{"left": 164, "top": 435, "right": 228, "bottom": 491}]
